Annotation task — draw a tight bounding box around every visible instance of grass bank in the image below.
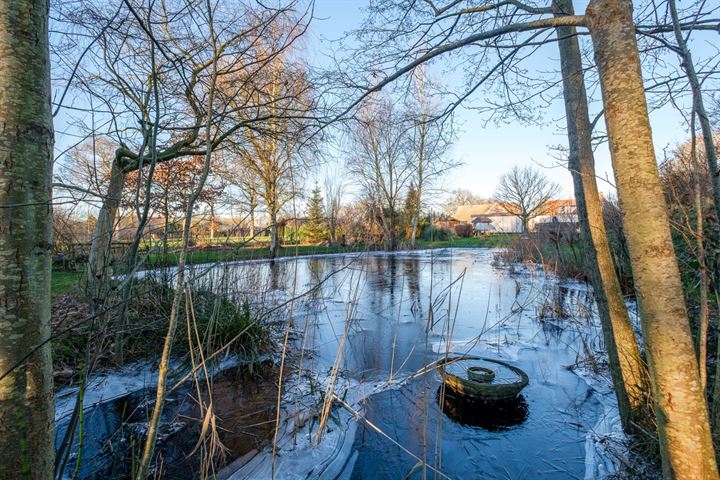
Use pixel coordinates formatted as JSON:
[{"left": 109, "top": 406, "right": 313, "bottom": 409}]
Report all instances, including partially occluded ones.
[
  {"left": 52, "top": 281, "right": 271, "bottom": 377},
  {"left": 413, "top": 234, "right": 515, "bottom": 249}
]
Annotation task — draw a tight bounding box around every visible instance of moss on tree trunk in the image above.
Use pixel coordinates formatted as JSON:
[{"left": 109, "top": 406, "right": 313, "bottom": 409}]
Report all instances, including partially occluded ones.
[{"left": 0, "top": 0, "right": 55, "bottom": 476}]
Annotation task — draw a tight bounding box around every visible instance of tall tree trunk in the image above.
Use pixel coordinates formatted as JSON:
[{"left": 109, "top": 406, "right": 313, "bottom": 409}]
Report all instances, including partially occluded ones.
[
  {"left": 209, "top": 203, "right": 215, "bottom": 241},
  {"left": 86, "top": 158, "right": 126, "bottom": 303},
  {"left": 695, "top": 148, "right": 709, "bottom": 394},
  {"left": 381, "top": 207, "right": 397, "bottom": 251},
  {"left": 553, "top": 0, "right": 650, "bottom": 434},
  {"left": 0, "top": 0, "right": 55, "bottom": 477},
  {"left": 410, "top": 216, "right": 419, "bottom": 247},
  {"left": 587, "top": 1, "right": 718, "bottom": 477},
  {"left": 249, "top": 205, "right": 255, "bottom": 238},
  {"left": 269, "top": 209, "right": 280, "bottom": 258},
  {"left": 328, "top": 213, "right": 336, "bottom": 246},
  {"left": 162, "top": 196, "right": 169, "bottom": 256}
]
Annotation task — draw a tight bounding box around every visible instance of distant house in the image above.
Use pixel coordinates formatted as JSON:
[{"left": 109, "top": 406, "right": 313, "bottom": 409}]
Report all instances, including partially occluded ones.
[
  {"left": 452, "top": 199, "right": 578, "bottom": 234},
  {"left": 452, "top": 203, "right": 522, "bottom": 233},
  {"left": 532, "top": 199, "right": 578, "bottom": 231},
  {"left": 434, "top": 213, "right": 461, "bottom": 231},
  {"left": 471, "top": 215, "right": 495, "bottom": 234}
]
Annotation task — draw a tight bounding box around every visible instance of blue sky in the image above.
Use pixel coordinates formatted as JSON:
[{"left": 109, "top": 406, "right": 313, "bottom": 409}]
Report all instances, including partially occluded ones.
[{"left": 306, "top": 0, "right": 713, "bottom": 200}]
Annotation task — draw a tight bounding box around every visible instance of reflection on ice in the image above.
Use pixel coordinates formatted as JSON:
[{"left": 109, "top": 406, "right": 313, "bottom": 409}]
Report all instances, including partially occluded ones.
[{"left": 438, "top": 388, "right": 529, "bottom": 431}]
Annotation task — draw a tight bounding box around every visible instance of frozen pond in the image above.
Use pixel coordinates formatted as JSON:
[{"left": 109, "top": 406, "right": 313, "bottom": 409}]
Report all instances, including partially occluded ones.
[
  {"left": 209, "top": 248, "right": 622, "bottom": 479},
  {"left": 57, "top": 248, "right": 624, "bottom": 479}
]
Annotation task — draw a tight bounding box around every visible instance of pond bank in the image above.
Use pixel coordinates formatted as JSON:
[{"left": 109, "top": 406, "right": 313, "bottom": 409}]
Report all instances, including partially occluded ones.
[{"left": 54, "top": 248, "right": 637, "bottom": 479}]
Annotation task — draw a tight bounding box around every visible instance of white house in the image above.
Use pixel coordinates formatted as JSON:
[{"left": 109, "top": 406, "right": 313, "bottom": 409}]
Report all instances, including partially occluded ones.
[{"left": 452, "top": 200, "right": 578, "bottom": 233}]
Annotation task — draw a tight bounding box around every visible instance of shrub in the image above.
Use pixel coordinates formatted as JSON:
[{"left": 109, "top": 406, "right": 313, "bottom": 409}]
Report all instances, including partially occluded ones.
[
  {"left": 454, "top": 223, "right": 474, "bottom": 238},
  {"left": 422, "top": 225, "right": 451, "bottom": 241}
]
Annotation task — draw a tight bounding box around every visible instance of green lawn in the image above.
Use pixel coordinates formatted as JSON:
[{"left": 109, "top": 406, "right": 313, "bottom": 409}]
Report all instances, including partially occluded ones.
[
  {"left": 147, "top": 235, "right": 513, "bottom": 268},
  {"left": 414, "top": 234, "right": 515, "bottom": 249},
  {"left": 144, "top": 243, "right": 379, "bottom": 268},
  {"left": 51, "top": 270, "right": 83, "bottom": 296}
]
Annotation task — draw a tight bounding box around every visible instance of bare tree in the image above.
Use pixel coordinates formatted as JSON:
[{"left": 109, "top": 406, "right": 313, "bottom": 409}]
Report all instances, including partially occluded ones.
[
  {"left": 52, "top": 0, "right": 312, "bottom": 291},
  {"left": 221, "top": 157, "right": 262, "bottom": 239},
  {"left": 340, "top": 3, "right": 719, "bottom": 472},
  {"left": 405, "top": 68, "right": 457, "bottom": 245},
  {"left": 323, "top": 167, "right": 345, "bottom": 246},
  {"left": 666, "top": 0, "right": 720, "bottom": 255},
  {"left": 493, "top": 165, "right": 560, "bottom": 232},
  {"left": 226, "top": 24, "right": 315, "bottom": 258},
  {"left": 135, "top": 0, "right": 224, "bottom": 475},
  {"left": 347, "top": 96, "right": 413, "bottom": 250},
  {"left": 444, "top": 189, "right": 485, "bottom": 215}
]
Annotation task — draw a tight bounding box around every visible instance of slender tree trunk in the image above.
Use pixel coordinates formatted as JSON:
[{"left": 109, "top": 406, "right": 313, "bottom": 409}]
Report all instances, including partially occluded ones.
[
  {"left": 553, "top": 0, "right": 650, "bottom": 434},
  {"left": 248, "top": 192, "right": 256, "bottom": 239},
  {"left": 136, "top": 24, "right": 219, "bottom": 478},
  {"left": 249, "top": 206, "right": 255, "bottom": 238},
  {"left": 411, "top": 182, "right": 422, "bottom": 248},
  {"left": 668, "top": 0, "right": 720, "bottom": 262},
  {"left": 587, "top": 1, "right": 718, "bottom": 477},
  {"left": 411, "top": 217, "right": 419, "bottom": 247},
  {"left": 269, "top": 209, "right": 280, "bottom": 258},
  {"left": 381, "top": 207, "right": 397, "bottom": 251},
  {"left": 86, "top": 158, "right": 126, "bottom": 302},
  {"left": 696, "top": 158, "right": 709, "bottom": 394},
  {"left": 388, "top": 209, "right": 396, "bottom": 251},
  {"left": 328, "top": 213, "right": 336, "bottom": 246},
  {"left": 162, "top": 189, "right": 170, "bottom": 256},
  {"left": 209, "top": 203, "right": 215, "bottom": 241},
  {"left": 0, "top": 0, "right": 55, "bottom": 477},
  {"left": 713, "top": 291, "right": 720, "bottom": 435}
]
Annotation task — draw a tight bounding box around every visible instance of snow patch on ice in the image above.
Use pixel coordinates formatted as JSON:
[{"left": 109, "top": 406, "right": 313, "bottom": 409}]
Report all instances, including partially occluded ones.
[
  {"left": 572, "top": 365, "right": 625, "bottom": 479},
  {"left": 225, "top": 371, "right": 414, "bottom": 480}
]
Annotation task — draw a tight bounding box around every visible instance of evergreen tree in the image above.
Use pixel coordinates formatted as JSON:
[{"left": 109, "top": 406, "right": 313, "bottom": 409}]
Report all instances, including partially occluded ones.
[{"left": 305, "top": 184, "right": 328, "bottom": 243}]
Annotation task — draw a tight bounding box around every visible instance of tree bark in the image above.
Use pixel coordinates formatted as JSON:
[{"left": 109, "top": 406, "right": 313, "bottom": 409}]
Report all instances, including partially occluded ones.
[
  {"left": 521, "top": 215, "right": 530, "bottom": 234},
  {"left": 249, "top": 205, "right": 255, "bottom": 238},
  {"left": 410, "top": 216, "right": 419, "bottom": 247},
  {"left": 553, "top": 0, "right": 650, "bottom": 434},
  {"left": 381, "top": 206, "right": 397, "bottom": 251},
  {"left": 0, "top": 0, "right": 55, "bottom": 477},
  {"left": 209, "top": 203, "right": 215, "bottom": 241},
  {"left": 86, "top": 158, "right": 126, "bottom": 301},
  {"left": 328, "top": 212, "right": 337, "bottom": 246},
  {"left": 587, "top": 0, "right": 718, "bottom": 477},
  {"left": 269, "top": 209, "right": 280, "bottom": 258}
]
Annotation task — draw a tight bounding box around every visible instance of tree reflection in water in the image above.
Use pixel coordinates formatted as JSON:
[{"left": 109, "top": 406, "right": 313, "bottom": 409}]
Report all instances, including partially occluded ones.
[{"left": 438, "top": 388, "right": 529, "bottom": 431}]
